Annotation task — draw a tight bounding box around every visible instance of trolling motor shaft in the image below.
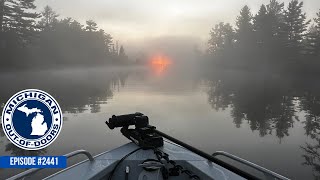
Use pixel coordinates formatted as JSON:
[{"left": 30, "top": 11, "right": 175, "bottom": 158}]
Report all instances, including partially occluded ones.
[{"left": 106, "top": 113, "right": 164, "bottom": 148}]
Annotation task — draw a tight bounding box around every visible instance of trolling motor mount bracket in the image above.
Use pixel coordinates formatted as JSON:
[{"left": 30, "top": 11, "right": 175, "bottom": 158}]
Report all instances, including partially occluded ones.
[
  {"left": 121, "top": 126, "right": 164, "bottom": 149},
  {"left": 106, "top": 113, "right": 164, "bottom": 148}
]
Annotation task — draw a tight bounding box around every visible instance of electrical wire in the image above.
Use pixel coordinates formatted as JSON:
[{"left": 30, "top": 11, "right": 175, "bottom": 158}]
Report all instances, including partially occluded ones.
[{"left": 107, "top": 147, "right": 142, "bottom": 180}]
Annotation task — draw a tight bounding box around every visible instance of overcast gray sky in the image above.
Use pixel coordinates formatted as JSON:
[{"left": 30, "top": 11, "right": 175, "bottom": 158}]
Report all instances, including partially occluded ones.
[{"left": 35, "top": 0, "right": 320, "bottom": 55}]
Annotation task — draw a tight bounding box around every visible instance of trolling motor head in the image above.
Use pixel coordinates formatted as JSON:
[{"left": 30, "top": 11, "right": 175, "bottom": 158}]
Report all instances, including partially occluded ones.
[
  {"left": 106, "top": 112, "right": 149, "bottom": 129},
  {"left": 106, "top": 113, "right": 163, "bottom": 148}
]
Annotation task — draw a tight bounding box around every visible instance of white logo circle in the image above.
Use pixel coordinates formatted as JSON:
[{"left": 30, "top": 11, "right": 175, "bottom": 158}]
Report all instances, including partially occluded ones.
[{"left": 1, "top": 89, "right": 63, "bottom": 150}]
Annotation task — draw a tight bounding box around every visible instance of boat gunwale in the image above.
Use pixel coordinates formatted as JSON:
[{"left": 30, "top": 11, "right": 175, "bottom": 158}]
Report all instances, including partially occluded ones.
[{"left": 43, "top": 143, "right": 133, "bottom": 180}]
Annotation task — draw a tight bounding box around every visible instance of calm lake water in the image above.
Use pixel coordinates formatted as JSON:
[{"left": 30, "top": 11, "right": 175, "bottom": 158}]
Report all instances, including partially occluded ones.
[{"left": 0, "top": 66, "right": 319, "bottom": 179}]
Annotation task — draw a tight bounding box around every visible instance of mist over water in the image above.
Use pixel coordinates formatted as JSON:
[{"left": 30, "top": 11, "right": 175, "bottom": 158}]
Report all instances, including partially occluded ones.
[{"left": 0, "top": 65, "right": 318, "bottom": 179}]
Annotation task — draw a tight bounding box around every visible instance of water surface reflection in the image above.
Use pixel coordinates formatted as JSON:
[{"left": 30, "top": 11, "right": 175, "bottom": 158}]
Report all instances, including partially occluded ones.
[
  {"left": 0, "top": 67, "right": 320, "bottom": 179},
  {"left": 204, "top": 70, "right": 320, "bottom": 179}
]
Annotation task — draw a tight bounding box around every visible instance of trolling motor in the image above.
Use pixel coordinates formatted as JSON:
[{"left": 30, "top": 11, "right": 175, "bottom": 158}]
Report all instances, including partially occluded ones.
[
  {"left": 106, "top": 112, "right": 164, "bottom": 148},
  {"left": 105, "top": 113, "right": 288, "bottom": 180}
]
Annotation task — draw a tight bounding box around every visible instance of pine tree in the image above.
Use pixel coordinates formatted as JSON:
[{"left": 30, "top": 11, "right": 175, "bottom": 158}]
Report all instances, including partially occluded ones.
[
  {"left": 0, "top": 0, "right": 4, "bottom": 32},
  {"left": 284, "top": 0, "right": 310, "bottom": 55},
  {"left": 12, "top": 0, "right": 38, "bottom": 41},
  {"left": 254, "top": 5, "right": 269, "bottom": 46},
  {"left": 38, "top": 5, "right": 58, "bottom": 30},
  {"left": 0, "top": 0, "right": 38, "bottom": 43},
  {"left": 265, "top": 0, "right": 288, "bottom": 60},
  {"left": 305, "top": 25, "right": 319, "bottom": 56},
  {"left": 253, "top": 5, "right": 273, "bottom": 67},
  {"left": 118, "top": 45, "right": 128, "bottom": 63},
  {"left": 208, "top": 22, "right": 234, "bottom": 54},
  {"left": 119, "top": 45, "right": 126, "bottom": 57},
  {"left": 266, "top": 0, "right": 285, "bottom": 38},
  {"left": 235, "top": 5, "right": 253, "bottom": 46},
  {"left": 69, "top": 19, "right": 83, "bottom": 31},
  {"left": 85, "top": 20, "right": 97, "bottom": 32},
  {"left": 1, "top": 0, "right": 17, "bottom": 32},
  {"left": 98, "top": 29, "right": 113, "bottom": 53},
  {"left": 306, "top": 9, "right": 320, "bottom": 56},
  {"left": 315, "top": 9, "right": 320, "bottom": 32}
]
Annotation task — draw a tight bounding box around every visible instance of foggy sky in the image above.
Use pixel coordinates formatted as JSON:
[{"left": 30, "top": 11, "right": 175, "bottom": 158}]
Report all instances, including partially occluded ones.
[{"left": 35, "top": 0, "right": 320, "bottom": 55}]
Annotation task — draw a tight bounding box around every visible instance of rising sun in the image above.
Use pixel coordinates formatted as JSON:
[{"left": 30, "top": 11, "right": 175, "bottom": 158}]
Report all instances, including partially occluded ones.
[{"left": 149, "top": 54, "right": 172, "bottom": 75}]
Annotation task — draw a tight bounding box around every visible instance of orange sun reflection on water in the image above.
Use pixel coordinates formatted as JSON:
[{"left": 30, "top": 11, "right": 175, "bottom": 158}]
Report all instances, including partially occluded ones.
[{"left": 149, "top": 55, "right": 172, "bottom": 75}]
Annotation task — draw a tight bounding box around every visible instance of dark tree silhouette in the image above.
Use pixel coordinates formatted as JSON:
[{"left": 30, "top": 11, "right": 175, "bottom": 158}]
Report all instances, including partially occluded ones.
[
  {"left": 305, "top": 10, "right": 320, "bottom": 57},
  {"left": 301, "top": 141, "right": 320, "bottom": 179},
  {"left": 0, "top": 0, "right": 16, "bottom": 32},
  {"left": 299, "top": 92, "right": 320, "bottom": 179},
  {"left": 98, "top": 29, "right": 113, "bottom": 53},
  {"left": 0, "top": 0, "right": 5, "bottom": 32},
  {"left": 85, "top": 20, "right": 98, "bottom": 32},
  {"left": 206, "top": 0, "right": 319, "bottom": 73},
  {"left": 208, "top": 22, "right": 234, "bottom": 54},
  {"left": 1, "top": 0, "right": 39, "bottom": 39},
  {"left": 265, "top": 0, "right": 289, "bottom": 62},
  {"left": 117, "top": 45, "right": 129, "bottom": 64},
  {"left": 235, "top": 5, "right": 256, "bottom": 67},
  {"left": 7, "top": 0, "right": 39, "bottom": 43},
  {"left": 0, "top": 0, "right": 39, "bottom": 69},
  {"left": 119, "top": 45, "right": 125, "bottom": 56},
  {"left": 38, "top": 5, "right": 58, "bottom": 30},
  {"left": 204, "top": 71, "right": 297, "bottom": 140},
  {"left": 0, "top": 3, "right": 132, "bottom": 70},
  {"left": 284, "top": 0, "right": 310, "bottom": 58},
  {"left": 253, "top": 5, "right": 269, "bottom": 47},
  {"left": 235, "top": 5, "right": 253, "bottom": 47},
  {"left": 265, "top": 0, "right": 285, "bottom": 36}
]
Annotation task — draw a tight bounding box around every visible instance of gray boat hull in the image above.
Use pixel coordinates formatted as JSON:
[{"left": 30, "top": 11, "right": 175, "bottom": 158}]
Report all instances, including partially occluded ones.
[{"left": 44, "top": 142, "right": 245, "bottom": 180}]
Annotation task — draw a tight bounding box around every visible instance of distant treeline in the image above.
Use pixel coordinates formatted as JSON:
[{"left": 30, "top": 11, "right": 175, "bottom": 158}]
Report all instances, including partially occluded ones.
[
  {"left": 0, "top": 1, "right": 129, "bottom": 70},
  {"left": 206, "top": 0, "right": 320, "bottom": 74}
]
